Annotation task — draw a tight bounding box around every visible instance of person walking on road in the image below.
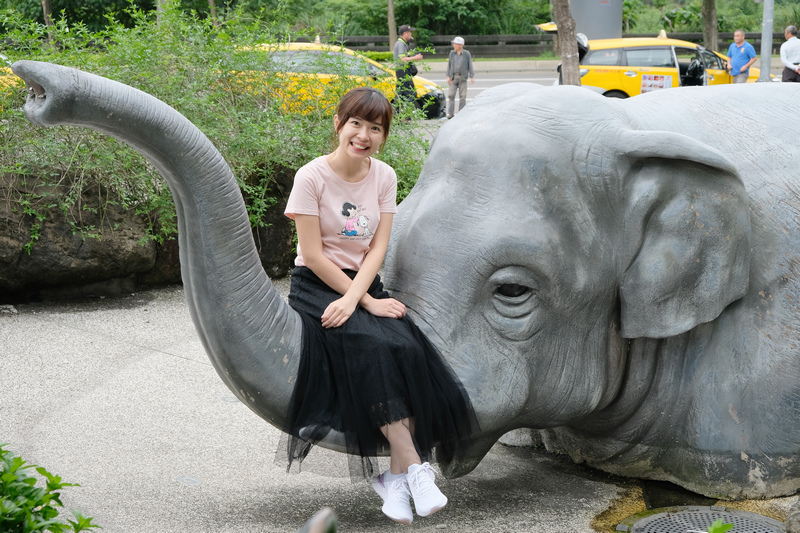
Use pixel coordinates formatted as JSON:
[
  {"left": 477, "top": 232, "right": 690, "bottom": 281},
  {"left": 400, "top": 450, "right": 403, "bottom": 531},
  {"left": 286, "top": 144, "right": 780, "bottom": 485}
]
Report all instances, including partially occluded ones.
[
  {"left": 780, "top": 25, "right": 800, "bottom": 83},
  {"left": 445, "top": 36, "right": 475, "bottom": 119},
  {"left": 393, "top": 24, "right": 423, "bottom": 109},
  {"left": 726, "top": 29, "right": 757, "bottom": 83}
]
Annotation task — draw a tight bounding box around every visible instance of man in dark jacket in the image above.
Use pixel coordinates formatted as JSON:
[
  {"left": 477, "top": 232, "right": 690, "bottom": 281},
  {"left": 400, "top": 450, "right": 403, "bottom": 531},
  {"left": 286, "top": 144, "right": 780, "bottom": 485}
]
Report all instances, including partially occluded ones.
[{"left": 393, "top": 24, "right": 423, "bottom": 108}]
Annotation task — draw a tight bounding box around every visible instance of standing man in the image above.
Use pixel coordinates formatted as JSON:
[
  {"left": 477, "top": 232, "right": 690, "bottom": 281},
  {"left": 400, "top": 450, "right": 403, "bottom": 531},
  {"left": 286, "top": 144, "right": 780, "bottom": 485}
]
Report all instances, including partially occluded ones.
[
  {"left": 726, "top": 29, "right": 757, "bottom": 83},
  {"left": 393, "top": 24, "right": 423, "bottom": 108},
  {"left": 445, "top": 36, "right": 475, "bottom": 119},
  {"left": 780, "top": 25, "right": 800, "bottom": 83}
]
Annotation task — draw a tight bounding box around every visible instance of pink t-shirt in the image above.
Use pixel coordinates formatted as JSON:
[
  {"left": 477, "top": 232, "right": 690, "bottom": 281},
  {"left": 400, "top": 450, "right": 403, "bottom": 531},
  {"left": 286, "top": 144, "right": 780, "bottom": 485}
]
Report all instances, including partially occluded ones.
[{"left": 285, "top": 156, "right": 398, "bottom": 271}]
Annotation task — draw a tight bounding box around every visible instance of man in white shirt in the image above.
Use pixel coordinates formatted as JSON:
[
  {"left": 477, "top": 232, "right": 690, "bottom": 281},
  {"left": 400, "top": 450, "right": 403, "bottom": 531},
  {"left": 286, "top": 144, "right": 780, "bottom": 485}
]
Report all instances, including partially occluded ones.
[{"left": 780, "top": 25, "right": 800, "bottom": 83}]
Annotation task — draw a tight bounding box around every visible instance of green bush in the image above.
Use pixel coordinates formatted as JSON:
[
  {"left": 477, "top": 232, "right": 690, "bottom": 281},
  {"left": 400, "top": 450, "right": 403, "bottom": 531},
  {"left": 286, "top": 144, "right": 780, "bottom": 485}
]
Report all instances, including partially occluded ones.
[
  {"left": 0, "top": 443, "right": 100, "bottom": 532},
  {"left": 362, "top": 50, "right": 393, "bottom": 63},
  {"left": 0, "top": 1, "right": 430, "bottom": 249}
]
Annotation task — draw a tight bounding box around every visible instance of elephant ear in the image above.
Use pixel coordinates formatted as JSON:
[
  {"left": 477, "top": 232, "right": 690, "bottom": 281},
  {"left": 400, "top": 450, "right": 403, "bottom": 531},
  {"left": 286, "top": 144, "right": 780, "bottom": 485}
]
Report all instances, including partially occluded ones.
[{"left": 616, "top": 130, "right": 751, "bottom": 339}]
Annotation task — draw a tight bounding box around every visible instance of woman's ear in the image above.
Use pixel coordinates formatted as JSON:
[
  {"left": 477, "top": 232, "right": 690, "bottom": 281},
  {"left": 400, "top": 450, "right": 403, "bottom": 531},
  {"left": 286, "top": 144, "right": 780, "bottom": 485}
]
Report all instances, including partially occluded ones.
[{"left": 333, "top": 114, "right": 340, "bottom": 131}]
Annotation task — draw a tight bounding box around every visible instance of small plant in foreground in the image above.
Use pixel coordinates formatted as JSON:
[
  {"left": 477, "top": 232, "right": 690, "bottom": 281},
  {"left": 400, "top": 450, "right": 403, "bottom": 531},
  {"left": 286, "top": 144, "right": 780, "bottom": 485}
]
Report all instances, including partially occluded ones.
[
  {"left": 707, "top": 519, "right": 733, "bottom": 533},
  {"left": 0, "top": 443, "right": 100, "bottom": 532}
]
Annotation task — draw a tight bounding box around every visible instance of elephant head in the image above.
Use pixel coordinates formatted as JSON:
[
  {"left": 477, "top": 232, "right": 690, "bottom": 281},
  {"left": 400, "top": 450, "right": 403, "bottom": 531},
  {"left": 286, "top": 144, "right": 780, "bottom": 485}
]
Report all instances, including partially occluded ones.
[{"left": 385, "top": 82, "right": 761, "bottom": 479}]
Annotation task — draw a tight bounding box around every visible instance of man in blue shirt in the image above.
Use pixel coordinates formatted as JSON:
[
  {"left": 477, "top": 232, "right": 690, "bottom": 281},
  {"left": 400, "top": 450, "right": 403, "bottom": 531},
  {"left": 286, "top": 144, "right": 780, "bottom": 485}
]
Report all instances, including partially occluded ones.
[{"left": 726, "top": 29, "right": 757, "bottom": 83}]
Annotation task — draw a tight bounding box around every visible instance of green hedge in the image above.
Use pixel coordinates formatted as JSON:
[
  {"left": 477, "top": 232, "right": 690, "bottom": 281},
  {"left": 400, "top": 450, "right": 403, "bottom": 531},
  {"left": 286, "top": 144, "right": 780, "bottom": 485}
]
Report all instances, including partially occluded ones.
[
  {"left": 362, "top": 50, "right": 394, "bottom": 63},
  {"left": 0, "top": 5, "right": 430, "bottom": 249}
]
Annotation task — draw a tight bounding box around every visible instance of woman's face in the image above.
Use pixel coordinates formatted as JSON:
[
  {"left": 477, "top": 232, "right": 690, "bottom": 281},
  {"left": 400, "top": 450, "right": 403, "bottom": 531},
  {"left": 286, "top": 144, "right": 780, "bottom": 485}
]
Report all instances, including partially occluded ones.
[{"left": 334, "top": 115, "right": 385, "bottom": 160}]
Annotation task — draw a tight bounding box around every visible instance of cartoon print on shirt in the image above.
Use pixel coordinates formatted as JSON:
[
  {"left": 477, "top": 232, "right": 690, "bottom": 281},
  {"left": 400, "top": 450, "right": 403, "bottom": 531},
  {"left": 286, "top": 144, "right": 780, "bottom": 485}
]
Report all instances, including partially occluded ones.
[
  {"left": 339, "top": 202, "right": 373, "bottom": 238},
  {"left": 341, "top": 202, "right": 359, "bottom": 236},
  {"left": 357, "top": 215, "right": 372, "bottom": 237}
]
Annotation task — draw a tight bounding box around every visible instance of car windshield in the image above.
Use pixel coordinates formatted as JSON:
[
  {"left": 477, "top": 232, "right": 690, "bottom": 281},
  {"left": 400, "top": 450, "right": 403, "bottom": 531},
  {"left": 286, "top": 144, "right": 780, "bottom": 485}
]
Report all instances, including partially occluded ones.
[{"left": 270, "top": 50, "right": 386, "bottom": 77}]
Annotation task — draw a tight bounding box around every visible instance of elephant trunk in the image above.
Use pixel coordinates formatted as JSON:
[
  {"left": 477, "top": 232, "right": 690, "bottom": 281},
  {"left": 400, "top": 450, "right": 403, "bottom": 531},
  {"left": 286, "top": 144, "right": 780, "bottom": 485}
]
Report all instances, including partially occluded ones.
[{"left": 12, "top": 60, "right": 301, "bottom": 426}]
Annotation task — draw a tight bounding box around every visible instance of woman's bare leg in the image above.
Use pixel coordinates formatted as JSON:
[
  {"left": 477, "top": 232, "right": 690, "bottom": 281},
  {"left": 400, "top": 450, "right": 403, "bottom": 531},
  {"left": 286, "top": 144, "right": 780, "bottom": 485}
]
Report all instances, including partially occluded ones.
[{"left": 380, "top": 419, "right": 420, "bottom": 474}]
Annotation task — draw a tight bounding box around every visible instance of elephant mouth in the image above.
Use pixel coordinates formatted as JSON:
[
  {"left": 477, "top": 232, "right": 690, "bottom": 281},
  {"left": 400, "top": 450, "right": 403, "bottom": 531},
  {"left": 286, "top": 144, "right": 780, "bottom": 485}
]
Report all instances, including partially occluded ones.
[{"left": 399, "top": 306, "right": 501, "bottom": 478}]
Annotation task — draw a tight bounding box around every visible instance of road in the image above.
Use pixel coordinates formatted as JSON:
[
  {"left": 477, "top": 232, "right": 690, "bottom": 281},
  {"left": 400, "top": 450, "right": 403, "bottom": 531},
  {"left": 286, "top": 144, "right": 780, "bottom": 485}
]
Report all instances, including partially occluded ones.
[
  {"left": 420, "top": 60, "right": 560, "bottom": 114},
  {"left": 426, "top": 70, "right": 559, "bottom": 109}
]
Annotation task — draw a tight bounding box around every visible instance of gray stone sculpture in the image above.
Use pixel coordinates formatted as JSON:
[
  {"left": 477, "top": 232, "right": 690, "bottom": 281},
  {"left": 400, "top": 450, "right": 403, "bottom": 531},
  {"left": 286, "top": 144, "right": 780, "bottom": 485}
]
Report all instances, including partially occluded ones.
[{"left": 11, "top": 60, "right": 800, "bottom": 505}]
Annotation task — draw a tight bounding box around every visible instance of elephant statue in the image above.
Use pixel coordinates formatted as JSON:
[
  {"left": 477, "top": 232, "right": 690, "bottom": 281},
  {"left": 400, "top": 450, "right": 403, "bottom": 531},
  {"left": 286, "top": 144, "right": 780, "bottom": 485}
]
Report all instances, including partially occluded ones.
[{"left": 11, "top": 60, "right": 800, "bottom": 504}]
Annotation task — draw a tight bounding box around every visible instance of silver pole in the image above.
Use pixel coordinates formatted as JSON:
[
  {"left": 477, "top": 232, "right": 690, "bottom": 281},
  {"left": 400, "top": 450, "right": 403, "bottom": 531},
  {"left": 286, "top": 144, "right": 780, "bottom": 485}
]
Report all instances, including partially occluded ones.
[{"left": 758, "top": 0, "right": 774, "bottom": 82}]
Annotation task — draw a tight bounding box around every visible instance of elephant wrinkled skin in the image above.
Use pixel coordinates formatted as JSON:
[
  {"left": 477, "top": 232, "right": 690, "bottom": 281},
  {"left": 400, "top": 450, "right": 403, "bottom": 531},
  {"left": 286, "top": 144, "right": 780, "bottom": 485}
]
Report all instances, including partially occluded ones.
[{"left": 11, "top": 60, "right": 800, "bottom": 501}]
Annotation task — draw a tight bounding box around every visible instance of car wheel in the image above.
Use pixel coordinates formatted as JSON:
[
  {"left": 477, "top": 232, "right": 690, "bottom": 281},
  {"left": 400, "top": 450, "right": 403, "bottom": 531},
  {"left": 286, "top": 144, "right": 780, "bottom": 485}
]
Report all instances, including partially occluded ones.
[
  {"left": 603, "top": 90, "right": 629, "bottom": 99},
  {"left": 417, "top": 96, "right": 444, "bottom": 119}
]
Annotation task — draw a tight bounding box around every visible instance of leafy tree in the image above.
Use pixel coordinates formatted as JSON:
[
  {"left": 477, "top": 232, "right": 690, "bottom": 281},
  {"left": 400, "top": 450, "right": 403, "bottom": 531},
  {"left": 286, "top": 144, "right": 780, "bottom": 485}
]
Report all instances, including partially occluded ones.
[
  {"left": 702, "top": 0, "right": 718, "bottom": 50},
  {"left": 666, "top": 1, "right": 702, "bottom": 32},
  {"left": 623, "top": 0, "right": 646, "bottom": 32},
  {"left": 552, "top": 0, "right": 579, "bottom": 86},
  {"left": 4, "top": 0, "right": 156, "bottom": 30}
]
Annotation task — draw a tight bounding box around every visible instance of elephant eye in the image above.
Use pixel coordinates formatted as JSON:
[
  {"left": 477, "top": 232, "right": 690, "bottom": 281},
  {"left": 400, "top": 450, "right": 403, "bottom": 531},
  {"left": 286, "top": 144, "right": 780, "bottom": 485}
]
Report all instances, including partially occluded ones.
[
  {"left": 485, "top": 267, "right": 542, "bottom": 341},
  {"left": 496, "top": 284, "right": 530, "bottom": 298}
]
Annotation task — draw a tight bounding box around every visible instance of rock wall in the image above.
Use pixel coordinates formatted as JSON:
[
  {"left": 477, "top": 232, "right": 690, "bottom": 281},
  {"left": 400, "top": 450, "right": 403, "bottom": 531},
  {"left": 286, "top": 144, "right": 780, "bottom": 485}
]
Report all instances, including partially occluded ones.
[{"left": 0, "top": 174, "right": 295, "bottom": 302}]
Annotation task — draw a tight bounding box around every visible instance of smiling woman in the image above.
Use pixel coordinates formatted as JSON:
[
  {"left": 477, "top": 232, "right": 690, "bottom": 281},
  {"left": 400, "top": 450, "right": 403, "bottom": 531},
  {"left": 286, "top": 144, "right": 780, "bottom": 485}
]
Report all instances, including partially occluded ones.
[{"left": 280, "top": 86, "right": 478, "bottom": 526}]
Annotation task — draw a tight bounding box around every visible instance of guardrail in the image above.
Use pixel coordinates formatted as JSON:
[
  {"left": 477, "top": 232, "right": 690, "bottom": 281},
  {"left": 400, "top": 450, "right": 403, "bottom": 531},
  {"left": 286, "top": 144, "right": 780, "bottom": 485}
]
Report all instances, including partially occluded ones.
[{"left": 298, "top": 32, "right": 790, "bottom": 58}]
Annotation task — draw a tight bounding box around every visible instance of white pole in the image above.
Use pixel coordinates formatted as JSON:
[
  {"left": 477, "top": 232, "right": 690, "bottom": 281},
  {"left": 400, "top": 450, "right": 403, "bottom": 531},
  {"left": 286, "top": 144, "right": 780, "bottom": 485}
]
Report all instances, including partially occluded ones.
[{"left": 758, "top": 0, "right": 774, "bottom": 82}]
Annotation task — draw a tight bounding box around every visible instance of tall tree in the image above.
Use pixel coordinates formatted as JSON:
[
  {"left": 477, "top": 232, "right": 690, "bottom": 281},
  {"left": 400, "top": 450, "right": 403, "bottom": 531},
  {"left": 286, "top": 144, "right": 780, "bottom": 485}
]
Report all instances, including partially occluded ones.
[
  {"left": 552, "top": 0, "right": 580, "bottom": 86},
  {"left": 40, "top": 0, "right": 53, "bottom": 26},
  {"left": 702, "top": 0, "right": 718, "bottom": 51},
  {"left": 208, "top": 0, "right": 219, "bottom": 27},
  {"left": 388, "top": 0, "right": 397, "bottom": 49}
]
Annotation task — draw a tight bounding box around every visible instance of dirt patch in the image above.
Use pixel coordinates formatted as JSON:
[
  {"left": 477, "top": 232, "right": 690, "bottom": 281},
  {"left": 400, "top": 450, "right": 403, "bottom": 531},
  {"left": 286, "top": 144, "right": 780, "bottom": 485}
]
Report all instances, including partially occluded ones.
[{"left": 591, "top": 484, "right": 647, "bottom": 532}]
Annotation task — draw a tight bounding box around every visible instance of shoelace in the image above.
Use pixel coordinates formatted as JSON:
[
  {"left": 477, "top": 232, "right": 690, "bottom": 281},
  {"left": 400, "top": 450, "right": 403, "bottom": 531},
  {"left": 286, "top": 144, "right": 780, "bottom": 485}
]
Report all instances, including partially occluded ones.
[
  {"left": 388, "top": 479, "right": 411, "bottom": 501},
  {"left": 408, "top": 464, "right": 437, "bottom": 496}
]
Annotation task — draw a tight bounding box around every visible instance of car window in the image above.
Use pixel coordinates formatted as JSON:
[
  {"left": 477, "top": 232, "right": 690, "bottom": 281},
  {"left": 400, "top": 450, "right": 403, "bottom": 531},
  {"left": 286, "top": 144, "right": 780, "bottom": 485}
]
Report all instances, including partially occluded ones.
[
  {"left": 583, "top": 48, "right": 621, "bottom": 66},
  {"left": 335, "top": 52, "right": 382, "bottom": 77},
  {"left": 702, "top": 50, "right": 723, "bottom": 69},
  {"left": 674, "top": 47, "right": 699, "bottom": 63},
  {"left": 624, "top": 47, "right": 674, "bottom": 68}
]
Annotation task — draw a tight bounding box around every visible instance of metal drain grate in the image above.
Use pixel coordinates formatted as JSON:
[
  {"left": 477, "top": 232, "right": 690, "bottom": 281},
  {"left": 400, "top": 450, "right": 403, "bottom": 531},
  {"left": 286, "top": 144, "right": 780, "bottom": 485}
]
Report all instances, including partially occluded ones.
[{"left": 617, "top": 505, "right": 785, "bottom": 533}]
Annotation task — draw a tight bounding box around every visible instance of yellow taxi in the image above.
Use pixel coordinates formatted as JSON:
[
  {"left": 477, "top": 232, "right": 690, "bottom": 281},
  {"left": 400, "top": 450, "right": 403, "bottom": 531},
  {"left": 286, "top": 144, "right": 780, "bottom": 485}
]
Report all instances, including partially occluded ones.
[
  {"left": 565, "top": 36, "right": 770, "bottom": 98},
  {"left": 227, "top": 41, "right": 445, "bottom": 118}
]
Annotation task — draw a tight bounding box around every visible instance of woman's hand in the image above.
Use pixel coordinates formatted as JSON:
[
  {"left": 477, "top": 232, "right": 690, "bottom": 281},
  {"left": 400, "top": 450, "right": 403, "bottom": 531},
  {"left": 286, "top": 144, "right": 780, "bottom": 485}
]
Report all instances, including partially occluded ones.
[
  {"left": 361, "top": 294, "right": 407, "bottom": 319},
  {"left": 321, "top": 296, "right": 359, "bottom": 328}
]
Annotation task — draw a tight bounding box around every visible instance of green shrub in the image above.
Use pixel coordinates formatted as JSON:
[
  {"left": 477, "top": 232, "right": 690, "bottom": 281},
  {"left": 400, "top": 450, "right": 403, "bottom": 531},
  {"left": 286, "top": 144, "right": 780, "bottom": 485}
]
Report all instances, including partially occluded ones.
[
  {"left": 0, "top": 1, "right": 430, "bottom": 249},
  {"left": 0, "top": 443, "right": 100, "bottom": 532},
  {"left": 362, "top": 50, "right": 393, "bottom": 63}
]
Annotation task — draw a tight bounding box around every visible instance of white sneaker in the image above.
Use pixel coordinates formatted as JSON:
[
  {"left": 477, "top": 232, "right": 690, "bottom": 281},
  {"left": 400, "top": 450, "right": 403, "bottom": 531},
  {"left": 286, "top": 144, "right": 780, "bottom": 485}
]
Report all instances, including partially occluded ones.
[
  {"left": 372, "top": 471, "right": 413, "bottom": 525},
  {"left": 407, "top": 462, "right": 447, "bottom": 517}
]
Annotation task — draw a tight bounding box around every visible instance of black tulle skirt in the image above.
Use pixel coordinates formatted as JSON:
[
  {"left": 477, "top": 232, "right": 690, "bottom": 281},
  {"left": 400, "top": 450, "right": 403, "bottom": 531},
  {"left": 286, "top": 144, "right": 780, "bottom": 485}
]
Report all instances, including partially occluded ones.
[{"left": 279, "top": 266, "right": 477, "bottom": 480}]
